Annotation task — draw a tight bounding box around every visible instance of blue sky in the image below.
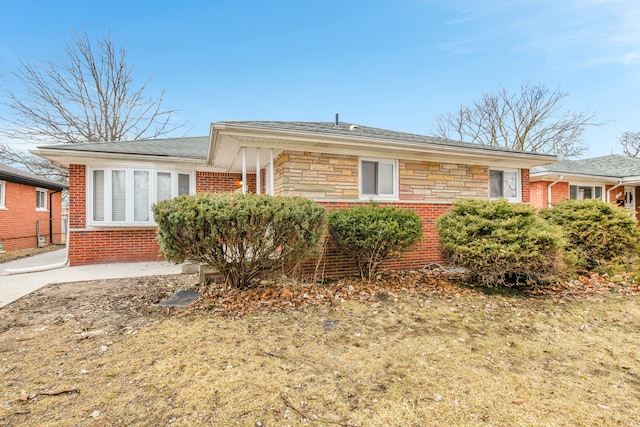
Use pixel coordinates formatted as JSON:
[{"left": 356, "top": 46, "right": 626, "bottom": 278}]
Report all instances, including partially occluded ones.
[{"left": 1, "top": 0, "right": 638, "bottom": 158}]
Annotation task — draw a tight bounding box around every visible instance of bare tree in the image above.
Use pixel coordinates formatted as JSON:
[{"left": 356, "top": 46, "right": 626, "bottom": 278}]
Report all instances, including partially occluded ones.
[
  {"left": 619, "top": 131, "right": 640, "bottom": 158},
  {"left": 0, "top": 31, "right": 184, "bottom": 179},
  {"left": 433, "top": 83, "right": 601, "bottom": 158}
]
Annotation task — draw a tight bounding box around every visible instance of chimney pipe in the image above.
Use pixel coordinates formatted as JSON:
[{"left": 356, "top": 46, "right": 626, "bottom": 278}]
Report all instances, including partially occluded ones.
[{"left": 334, "top": 113, "right": 339, "bottom": 127}]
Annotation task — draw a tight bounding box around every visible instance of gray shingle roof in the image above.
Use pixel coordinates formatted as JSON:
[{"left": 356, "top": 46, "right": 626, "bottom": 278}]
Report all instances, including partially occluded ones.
[
  {"left": 217, "top": 121, "right": 554, "bottom": 157},
  {"left": 0, "top": 163, "right": 67, "bottom": 190},
  {"left": 531, "top": 154, "right": 640, "bottom": 178},
  {"left": 37, "top": 136, "right": 209, "bottom": 160}
]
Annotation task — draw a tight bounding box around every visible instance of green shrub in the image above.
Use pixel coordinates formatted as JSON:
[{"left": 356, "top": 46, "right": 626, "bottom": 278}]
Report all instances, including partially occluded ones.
[
  {"left": 541, "top": 198, "right": 640, "bottom": 271},
  {"left": 153, "top": 193, "right": 327, "bottom": 288},
  {"left": 436, "top": 199, "right": 566, "bottom": 286},
  {"left": 328, "top": 204, "right": 423, "bottom": 280}
]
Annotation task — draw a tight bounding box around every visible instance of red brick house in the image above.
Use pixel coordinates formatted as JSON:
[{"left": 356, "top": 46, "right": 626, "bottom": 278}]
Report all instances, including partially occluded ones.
[
  {"left": 530, "top": 155, "right": 640, "bottom": 220},
  {"left": 32, "top": 120, "right": 555, "bottom": 275},
  {"left": 0, "top": 164, "right": 67, "bottom": 253}
]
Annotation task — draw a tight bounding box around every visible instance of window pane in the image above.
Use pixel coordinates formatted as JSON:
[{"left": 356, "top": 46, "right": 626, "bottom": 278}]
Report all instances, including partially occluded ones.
[
  {"left": 489, "top": 170, "right": 503, "bottom": 198},
  {"left": 569, "top": 185, "right": 578, "bottom": 200},
  {"left": 503, "top": 172, "right": 517, "bottom": 199},
  {"left": 157, "top": 172, "right": 172, "bottom": 202},
  {"left": 0, "top": 182, "right": 4, "bottom": 207},
  {"left": 93, "top": 170, "right": 104, "bottom": 221},
  {"left": 595, "top": 187, "right": 603, "bottom": 200},
  {"left": 362, "top": 161, "right": 377, "bottom": 195},
  {"left": 580, "top": 186, "right": 593, "bottom": 199},
  {"left": 134, "top": 171, "right": 149, "bottom": 221},
  {"left": 178, "top": 173, "right": 190, "bottom": 196},
  {"left": 112, "top": 170, "right": 126, "bottom": 221},
  {"left": 378, "top": 163, "right": 394, "bottom": 195}
]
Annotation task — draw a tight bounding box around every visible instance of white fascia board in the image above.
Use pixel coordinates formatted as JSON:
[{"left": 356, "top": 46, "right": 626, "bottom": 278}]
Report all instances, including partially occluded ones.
[
  {"left": 210, "top": 126, "right": 557, "bottom": 170},
  {"left": 530, "top": 170, "right": 621, "bottom": 183},
  {"left": 31, "top": 148, "right": 206, "bottom": 167}
]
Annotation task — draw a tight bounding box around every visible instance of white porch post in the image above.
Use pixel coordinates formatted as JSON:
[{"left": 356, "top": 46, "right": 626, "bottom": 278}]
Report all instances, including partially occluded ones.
[
  {"left": 256, "top": 148, "right": 261, "bottom": 195},
  {"left": 241, "top": 147, "right": 247, "bottom": 194},
  {"left": 269, "top": 149, "right": 274, "bottom": 195}
]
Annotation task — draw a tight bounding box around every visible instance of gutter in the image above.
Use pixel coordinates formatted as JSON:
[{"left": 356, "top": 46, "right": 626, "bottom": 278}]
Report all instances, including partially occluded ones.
[{"left": 547, "top": 175, "right": 563, "bottom": 208}]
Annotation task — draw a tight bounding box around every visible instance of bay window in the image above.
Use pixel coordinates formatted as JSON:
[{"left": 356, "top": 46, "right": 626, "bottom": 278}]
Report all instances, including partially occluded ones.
[{"left": 89, "top": 167, "right": 193, "bottom": 225}]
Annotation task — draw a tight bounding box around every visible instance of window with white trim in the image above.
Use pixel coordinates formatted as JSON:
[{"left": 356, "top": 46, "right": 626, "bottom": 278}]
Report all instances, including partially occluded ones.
[
  {"left": 569, "top": 184, "right": 603, "bottom": 201},
  {"left": 359, "top": 158, "right": 398, "bottom": 200},
  {"left": 489, "top": 169, "right": 521, "bottom": 202},
  {"left": 36, "top": 188, "right": 47, "bottom": 211},
  {"left": 89, "top": 167, "right": 193, "bottom": 225},
  {"left": 0, "top": 181, "right": 5, "bottom": 209}
]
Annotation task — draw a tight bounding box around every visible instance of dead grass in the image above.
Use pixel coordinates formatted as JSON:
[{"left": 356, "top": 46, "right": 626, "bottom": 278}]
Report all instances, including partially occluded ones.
[
  {"left": 0, "top": 245, "right": 64, "bottom": 264},
  {"left": 1, "top": 273, "right": 640, "bottom": 426}
]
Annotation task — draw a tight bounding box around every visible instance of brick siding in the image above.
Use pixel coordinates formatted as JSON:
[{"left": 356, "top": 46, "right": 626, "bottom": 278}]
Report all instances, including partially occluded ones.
[{"left": 0, "top": 181, "right": 64, "bottom": 252}]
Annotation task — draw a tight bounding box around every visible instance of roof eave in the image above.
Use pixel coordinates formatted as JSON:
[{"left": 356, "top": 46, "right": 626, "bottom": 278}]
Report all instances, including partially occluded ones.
[{"left": 31, "top": 147, "right": 207, "bottom": 166}]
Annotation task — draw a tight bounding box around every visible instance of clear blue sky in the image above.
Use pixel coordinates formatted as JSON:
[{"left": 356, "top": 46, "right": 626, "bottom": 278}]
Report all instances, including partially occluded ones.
[{"left": 1, "top": 0, "right": 638, "bottom": 158}]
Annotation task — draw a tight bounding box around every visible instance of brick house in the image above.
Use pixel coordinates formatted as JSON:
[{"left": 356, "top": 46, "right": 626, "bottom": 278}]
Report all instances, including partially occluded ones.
[
  {"left": 32, "top": 120, "right": 555, "bottom": 275},
  {"left": 0, "top": 164, "right": 67, "bottom": 253},
  {"left": 530, "top": 155, "right": 640, "bottom": 220}
]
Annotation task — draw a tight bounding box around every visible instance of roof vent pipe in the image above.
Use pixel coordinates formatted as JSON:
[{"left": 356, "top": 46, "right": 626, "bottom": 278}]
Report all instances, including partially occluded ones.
[{"left": 334, "top": 113, "right": 339, "bottom": 128}]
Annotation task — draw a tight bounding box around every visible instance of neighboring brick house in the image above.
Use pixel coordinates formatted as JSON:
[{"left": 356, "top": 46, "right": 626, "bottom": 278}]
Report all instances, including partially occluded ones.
[
  {"left": 530, "top": 155, "right": 640, "bottom": 220},
  {"left": 0, "top": 164, "right": 67, "bottom": 253},
  {"left": 32, "top": 121, "right": 555, "bottom": 275}
]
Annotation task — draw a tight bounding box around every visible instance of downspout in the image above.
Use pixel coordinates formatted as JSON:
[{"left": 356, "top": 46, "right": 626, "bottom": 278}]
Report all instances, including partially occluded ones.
[
  {"left": 607, "top": 181, "right": 623, "bottom": 203},
  {"left": 48, "top": 189, "right": 61, "bottom": 245},
  {"left": 547, "top": 175, "right": 563, "bottom": 208}
]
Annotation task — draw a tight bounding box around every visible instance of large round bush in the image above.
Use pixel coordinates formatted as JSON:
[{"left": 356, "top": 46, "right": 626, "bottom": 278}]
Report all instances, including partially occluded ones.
[
  {"left": 541, "top": 198, "right": 640, "bottom": 271},
  {"left": 436, "top": 199, "right": 566, "bottom": 286},
  {"left": 153, "top": 193, "right": 327, "bottom": 288}
]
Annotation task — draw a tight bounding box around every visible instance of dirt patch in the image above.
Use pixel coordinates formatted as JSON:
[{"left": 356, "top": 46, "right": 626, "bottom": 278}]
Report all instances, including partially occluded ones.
[{"left": 2, "top": 271, "right": 640, "bottom": 426}]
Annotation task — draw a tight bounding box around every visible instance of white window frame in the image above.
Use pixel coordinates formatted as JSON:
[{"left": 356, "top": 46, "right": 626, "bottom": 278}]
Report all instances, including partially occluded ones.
[
  {"left": 359, "top": 157, "right": 399, "bottom": 201},
  {"left": 569, "top": 183, "right": 604, "bottom": 201},
  {"left": 0, "top": 181, "right": 5, "bottom": 209},
  {"left": 36, "top": 187, "right": 48, "bottom": 211},
  {"left": 87, "top": 167, "right": 194, "bottom": 226},
  {"left": 489, "top": 168, "right": 521, "bottom": 202}
]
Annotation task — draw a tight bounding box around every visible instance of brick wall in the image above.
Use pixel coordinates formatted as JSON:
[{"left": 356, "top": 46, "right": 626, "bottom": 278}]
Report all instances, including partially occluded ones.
[
  {"left": 196, "top": 171, "right": 262, "bottom": 194},
  {"left": 68, "top": 228, "right": 161, "bottom": 265},
  {"left": 530, "top": 181, "right": 570, "bottom": 209},
  {"left": 301, "top": 201, "right": 451, "bottom": 278},
  {"left": 0, "top": 181, "right": 64, "bottom": 252}
]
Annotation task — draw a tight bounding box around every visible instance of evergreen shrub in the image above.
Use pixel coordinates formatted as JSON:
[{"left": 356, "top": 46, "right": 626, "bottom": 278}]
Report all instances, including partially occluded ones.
[
  {"left": 328, "top": 204, "right": 423, "bottom": 280},
  {"left": 541, "top": 198, "right": 640, "bottom": 271},
  {"left": 436, "top": 199, "right": 566, "bottom": 286},
  {"left": 153, "top": 193, "right": 327, "bottom": 288}
]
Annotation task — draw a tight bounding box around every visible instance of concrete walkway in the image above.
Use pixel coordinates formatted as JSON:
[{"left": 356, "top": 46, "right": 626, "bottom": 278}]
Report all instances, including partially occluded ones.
[{"left": 0, "top": 248, "right": 183, "bottom": 308}]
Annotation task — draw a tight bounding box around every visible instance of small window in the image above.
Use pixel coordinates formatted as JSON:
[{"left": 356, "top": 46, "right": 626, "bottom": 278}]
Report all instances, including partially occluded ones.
[
  {"left": 0, "top": 181, "right": 5, "bottom": 208},
  {"left": 360, "top": 158, "right": 398, "bottom": 200},
  {"left": 36, "top": 188, "right": 47, "bottom": 211},
  {"left": 489, "top": 169, "right": 520, "bottom": 201},
  {"left": 569, "top": 185, "right": 603, "bottom": 201}
]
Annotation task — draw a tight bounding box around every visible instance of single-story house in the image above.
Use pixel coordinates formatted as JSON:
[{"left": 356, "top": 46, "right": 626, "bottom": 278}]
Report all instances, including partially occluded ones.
[
  {"left": 0, "top": 163, "right": 67, "bottom": 253},
  {"left": 32, "top": 120, "right": 556, "bottom": 276},
  {"left": 530, "top": 154, "right": 640, "bottom": 218}
]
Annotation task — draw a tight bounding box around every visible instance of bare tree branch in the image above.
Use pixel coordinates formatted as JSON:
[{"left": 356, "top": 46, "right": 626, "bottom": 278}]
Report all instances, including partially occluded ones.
[
  {"left": 619, "top": 131, "right": 640, "bottom": 158},
  {"left": 0, "top": 31, "right": 186, "bottom": 179},
  {"left": 433, "top": 83, "right": 602, "bottom": 158}
]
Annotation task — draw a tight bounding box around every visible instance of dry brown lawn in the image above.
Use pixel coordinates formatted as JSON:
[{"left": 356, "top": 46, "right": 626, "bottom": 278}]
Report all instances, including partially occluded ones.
[{"left": 1, "top": 272, "right": 640, "bottom": 426}]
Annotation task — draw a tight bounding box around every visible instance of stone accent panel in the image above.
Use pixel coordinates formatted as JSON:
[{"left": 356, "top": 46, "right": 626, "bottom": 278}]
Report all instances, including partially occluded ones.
[{"left": 399, "top": 160, "right": 489, "bottom": 202}]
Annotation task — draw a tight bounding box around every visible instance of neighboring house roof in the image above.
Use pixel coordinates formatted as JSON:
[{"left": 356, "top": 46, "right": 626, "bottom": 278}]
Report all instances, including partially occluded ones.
[
  {"left": 531, "top": 155, "right": 640, "bottom": 183},
  {"left": 0, "top": 163, "right": 67, "bottom": 191}
]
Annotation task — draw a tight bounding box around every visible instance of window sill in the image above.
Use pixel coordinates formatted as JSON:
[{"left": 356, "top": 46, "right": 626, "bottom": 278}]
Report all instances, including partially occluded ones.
[{"left": 36, "top": 208, "right": 49, "bottom": 212}]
